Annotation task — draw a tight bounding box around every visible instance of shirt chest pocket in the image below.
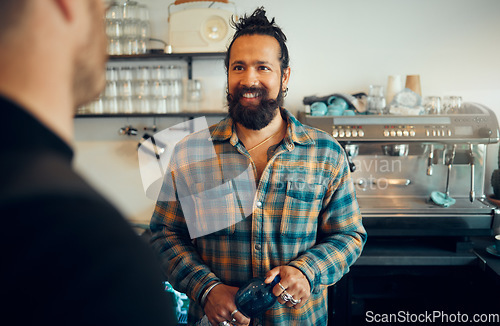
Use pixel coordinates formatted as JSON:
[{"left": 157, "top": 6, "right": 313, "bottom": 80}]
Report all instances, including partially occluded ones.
[
  {"left": 280, "top": 181, "right": 324, "bottom": 238},
  {"left": 183, "top": 182, "right": 240, "bottom": 238}
]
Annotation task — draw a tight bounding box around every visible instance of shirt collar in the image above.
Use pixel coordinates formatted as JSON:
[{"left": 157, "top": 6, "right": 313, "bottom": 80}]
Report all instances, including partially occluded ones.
[
  {"left": 210, "top": 109, "right": 315, "bottom": 149},
  {"left": 1, "top": 95, "right": 74, "bottom": 162}
]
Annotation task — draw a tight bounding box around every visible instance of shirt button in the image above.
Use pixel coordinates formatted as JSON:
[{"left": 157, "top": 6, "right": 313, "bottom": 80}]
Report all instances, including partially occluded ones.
[
  {"left": 255, "top": 244, "right": 261, "bottom": 251},
  {"left": 256, "top": 201, "right": 263, "bottom": 208}
]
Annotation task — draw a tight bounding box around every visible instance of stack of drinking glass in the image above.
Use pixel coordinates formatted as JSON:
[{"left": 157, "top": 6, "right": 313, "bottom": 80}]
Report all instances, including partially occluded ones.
[
  {"left": 80, "top": 65, "right": 184, "bottom": 114},
  {"left": 106, "top": 1, "right": 151, "bottom": 55}
]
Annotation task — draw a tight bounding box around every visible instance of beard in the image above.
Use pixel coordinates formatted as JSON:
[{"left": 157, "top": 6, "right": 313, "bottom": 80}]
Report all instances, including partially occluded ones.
[{"left": 227, "top": 85, "right": 284, "bottom": 130}]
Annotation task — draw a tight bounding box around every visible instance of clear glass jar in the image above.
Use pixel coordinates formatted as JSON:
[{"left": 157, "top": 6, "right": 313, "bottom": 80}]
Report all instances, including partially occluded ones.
[{"left": 366, "top": 85, "right": 386, "bottom": 115}]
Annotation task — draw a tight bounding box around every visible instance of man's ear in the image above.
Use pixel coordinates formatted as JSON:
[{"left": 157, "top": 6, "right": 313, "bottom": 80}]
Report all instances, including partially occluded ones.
[
  {"left": 52, "top": 0, "right": 74, "bottom": 21},
  {"left": 282, "top": 67, "right": 291, "bottom": 91}
]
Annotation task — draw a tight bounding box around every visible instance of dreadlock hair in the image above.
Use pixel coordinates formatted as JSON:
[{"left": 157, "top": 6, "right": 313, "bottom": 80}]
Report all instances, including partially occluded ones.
[{"left": 224, "top": 7, "right": 290, "bottom": 75}]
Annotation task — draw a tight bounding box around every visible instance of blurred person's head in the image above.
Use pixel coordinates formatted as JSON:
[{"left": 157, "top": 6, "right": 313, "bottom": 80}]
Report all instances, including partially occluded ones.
[
  {"left": 225, "top": 7, "right": 291, "bottom": 130},
  {"left": 0, "top": 0, "right": 108, "bottom": 120},
  {"left": 71, "top": 0, "right": 108, "bottom": 109}
]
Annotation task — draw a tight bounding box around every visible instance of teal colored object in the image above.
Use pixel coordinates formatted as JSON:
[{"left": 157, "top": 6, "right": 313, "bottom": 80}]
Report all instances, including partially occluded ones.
[
  {"left": 328, "top": 108, "right": 344, "bottom": 116},
  {"left": 327, "top": 96, "right": 349, "bottom": 111},
  {"left": 343, "top": 110, "right": 356, "bottom": 116},
  {"left": 310, "top": 102, "right": 327, "bottom": 116},
  {"left": 327, "top": 103, "right": 346, "bottom": 112},
  {"left": 430, "top": 191, "right": 456, "bottom": 207}
]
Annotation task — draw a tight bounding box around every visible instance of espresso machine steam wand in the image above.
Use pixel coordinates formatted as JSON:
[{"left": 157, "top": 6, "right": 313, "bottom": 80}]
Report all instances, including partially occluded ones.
[
  {"left": 468, "top": 144, "right": 475, "bottom": 202},
  {"left": 444, "top": 144, "right": 456, "bottom": 198},
  {"left": 427, "top": 144, "right": 434, "bottom": 176},
  {"left": 343, "top": 144, "right": 358, "bottom": 173}
]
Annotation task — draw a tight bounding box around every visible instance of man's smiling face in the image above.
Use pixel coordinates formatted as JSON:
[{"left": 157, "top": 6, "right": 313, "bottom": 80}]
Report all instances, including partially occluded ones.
[{"left": 227, "top": 34, "right": 290, "bottom": 130}]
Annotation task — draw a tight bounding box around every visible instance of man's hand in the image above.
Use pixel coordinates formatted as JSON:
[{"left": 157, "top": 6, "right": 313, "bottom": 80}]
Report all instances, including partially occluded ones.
[
  {"left": 264, "top": 266, "right": 311, "bottom": 309},
  {"left": 204, "top": 283, "right": 250, "bottom": 326}
]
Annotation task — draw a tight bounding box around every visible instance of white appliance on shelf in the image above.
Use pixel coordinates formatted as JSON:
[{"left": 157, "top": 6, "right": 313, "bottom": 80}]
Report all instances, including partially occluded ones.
[{"left": 168, "top": 0, "right": 237, "bottom": 53}]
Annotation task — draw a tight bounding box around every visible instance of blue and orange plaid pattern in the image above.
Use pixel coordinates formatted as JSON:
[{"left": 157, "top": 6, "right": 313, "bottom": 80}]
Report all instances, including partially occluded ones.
[{"left": 150, "top": 109, "right": 366, "bottom": 325}]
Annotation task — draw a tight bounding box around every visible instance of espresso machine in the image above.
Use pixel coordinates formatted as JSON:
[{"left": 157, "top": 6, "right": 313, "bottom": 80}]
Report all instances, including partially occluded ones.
[
  {"left": 300, "top": 103, "right": 500, "bottom": 325},
  {"left": 298, "top": 103, "right": 500, "bottom": 241}
]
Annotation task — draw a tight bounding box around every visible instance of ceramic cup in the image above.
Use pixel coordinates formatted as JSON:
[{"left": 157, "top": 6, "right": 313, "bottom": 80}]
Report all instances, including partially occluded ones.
[
  {"left": 405, "top": 75, "right": 422, "bottom": 96},
  {"left": 310, "top": 102, "right": 327, "bottom": 116},
  {"left": 328, "top": 108, "right": 344, "bottom": 116},
  {"left": 327, "top": 103, "right": 346, "bottom": 116},
  {"left": 495, "top": 234, "right": 500, "bottom": 252},
  {"left": 386, "top": 75, "right": 404, "bottom": 106},
  {"left": 327, "top": 96, "right": 349, "bottom": 111}
]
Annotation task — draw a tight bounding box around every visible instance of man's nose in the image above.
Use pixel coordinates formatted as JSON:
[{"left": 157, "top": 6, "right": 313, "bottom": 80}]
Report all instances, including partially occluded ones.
[{"left": 240, "top": 69, "right": 259, "bottom": 87}]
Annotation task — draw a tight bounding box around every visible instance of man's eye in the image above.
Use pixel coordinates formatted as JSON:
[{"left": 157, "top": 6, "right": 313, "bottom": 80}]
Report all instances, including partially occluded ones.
[
  {"left": 259, "top": 66, "right": 270, "bottom": 71},
  {"left": 233, "top": 66, "right": 244, "bottom": 71}
]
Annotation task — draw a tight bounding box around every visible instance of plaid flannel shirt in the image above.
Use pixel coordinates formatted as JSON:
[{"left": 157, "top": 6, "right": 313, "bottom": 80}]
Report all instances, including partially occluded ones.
[{"left": 150, "top": 109, "right": 366, "bottom": 325}]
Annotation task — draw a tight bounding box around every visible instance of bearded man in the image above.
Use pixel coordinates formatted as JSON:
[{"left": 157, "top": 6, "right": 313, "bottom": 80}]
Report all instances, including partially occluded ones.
[
  {"left": 0, "top": 1, "right": 176, "bottom": 325},
  {"left": 150, "top": 7, "right": 366, "bottom": 326}
]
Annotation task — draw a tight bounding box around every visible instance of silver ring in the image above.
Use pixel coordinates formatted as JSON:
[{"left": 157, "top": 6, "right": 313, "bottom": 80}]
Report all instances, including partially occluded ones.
[
  {"left": 278, "top": 282, "right": 286, "bottom": 291},
  {"left": 230, "top": 309, "right": 238, "bottom": 318},
  {"left": 280, "top": 291, "right": 293, "bottom": 302},
  {"left": 219, "top": 321, "right": 231, "bottom": 326},
  {"left": 290, "top": 297, "right": 301, "bottom": 305}
]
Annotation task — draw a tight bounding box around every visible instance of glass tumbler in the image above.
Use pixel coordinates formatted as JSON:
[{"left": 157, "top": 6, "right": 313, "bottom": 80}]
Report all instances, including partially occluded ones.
[
  {"left": 106, "top": 19, "right": 123, "bottom": 39},
  {"left": 443, "top": 96, "right": 462, "bottom": 114},
  {"left": 108, "top": 38, "right": 122, "bottom": 55},
  {"left": 136, "top": 66, "right": 150, "bottom": 81},
  {"left": 165, "top": 65, "right": 183, "bottom": 80},
  {"left": 366, "top": 85, "right": 386, "bottom": 115},
  {"left": 122, "top": 1, "right": 140, "bottom": 54},
  {"left": 118, "top": 67, "right": 134, "bottom": 81},
  {"left": 138, "top": 4, "right": 151, "bottom": 54},
  {"left": 187, "top": 79, "right": 203, "bottom": 102},
  {"left": 106, "top": 67, "right": 119, "bottom": 81},
  {"left": 424, "top": 96, "right": 442, "bottom": 114},
  {"left": 152, "top": 66, "right": 166, "bottom": 81},
  {"left": 106, "top": 2, "right": 124, "bottom": 20},
  {"left": 165, "top": 65, "right": 183, "bottom": 98}
]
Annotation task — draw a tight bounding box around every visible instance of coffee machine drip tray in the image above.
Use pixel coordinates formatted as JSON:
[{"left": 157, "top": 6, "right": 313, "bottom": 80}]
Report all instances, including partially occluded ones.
[
  {"left": 358, "top": 196, "right": 492, "bottom": 214},
  {"left": 358, "top": 196, "right": 496, "bottom": 237}
]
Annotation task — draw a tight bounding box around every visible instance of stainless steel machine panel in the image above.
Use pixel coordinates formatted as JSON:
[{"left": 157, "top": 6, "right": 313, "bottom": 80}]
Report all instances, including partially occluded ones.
[
  {"left": 299, "top": 103, "right": 500, "bottom": 143},
  {"left": 298, "top": 103, "right": 500, "bottom": 237}
]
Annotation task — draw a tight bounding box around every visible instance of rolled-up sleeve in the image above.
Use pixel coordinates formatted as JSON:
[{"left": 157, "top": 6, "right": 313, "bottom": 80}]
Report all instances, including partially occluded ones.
[{"left": 288, "top": 150, "right": 366, "bottom": 294}]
